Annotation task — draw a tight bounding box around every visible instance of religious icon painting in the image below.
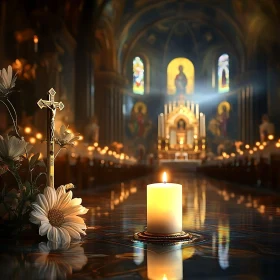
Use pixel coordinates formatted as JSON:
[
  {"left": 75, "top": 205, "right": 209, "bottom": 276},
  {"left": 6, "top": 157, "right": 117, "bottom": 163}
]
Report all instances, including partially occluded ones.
[
  {"left": 167, "top": 57, "right": 194, "bottom": 95},
  {"left": 218, "top": 54, "right": 230, "bottom": 93},
  {"left": 133, "top": 57, "right": 145, "bottom": 95},
  {"left": 128, "top": 101, "right": 152, "bottom": 139}
]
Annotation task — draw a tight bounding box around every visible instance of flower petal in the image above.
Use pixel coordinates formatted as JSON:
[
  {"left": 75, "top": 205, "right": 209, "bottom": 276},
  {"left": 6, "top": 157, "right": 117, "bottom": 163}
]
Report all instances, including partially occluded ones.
[
  {"left": 44, "top": 187, "right": 57, "bottom": 209},
  {"left": 39, "top": 221, "right": 51, "bottom": 236},
  {"left": 61, "top": 225, "right": 81, "bottom": 240},
  {"left": 63, "top": 205, "right": 88, "bottom": 216},
  {"left": 63, "top": 222, "right": 86, "bottom": 234},
  {"left": 7, "top": 136, "right": 26, "bottom": 159},
  {"left": 64, "top": 215, "right": 86, "bottom": 225},
  {"left": 58, "top": 227, "right": 71, "bottom": 244},
  {"left": 1, "top": 68, "right": 9, "bottom": 88},
  {"left": 38, "top": 242, "right": 50, "bottom": 253},
  {"left": 55, "top": 189, "right": 72, "bottom": 209},
  {"left": 36, "top": 193, "right": 49, "bottom": 212},
  {"left": 30, "top": 215, "right": 41, "bottom": 225},
  {"left": 68, "top": 198, "right": 82, "bottom": 207},
  {"left": 56, "top": 185, "right": 66, "bottom": 202},
  {"left": 32, "top": 202, "right": 47, "bottom": 216},
  {"left": 7, "top": 65, "right": 12, "bottom": 86},
  {"left": 47, "top": 226, "right": 59, "bottom": 243},
  {"left": 30, "top": 211, "right": 49, "bottom": 224}
]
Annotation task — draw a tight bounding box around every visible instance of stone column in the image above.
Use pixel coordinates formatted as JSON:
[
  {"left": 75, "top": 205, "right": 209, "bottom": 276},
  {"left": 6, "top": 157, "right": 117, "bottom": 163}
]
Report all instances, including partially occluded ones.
[
  {"left": 238, "top": 85, "right": 254, "bottom": 144},
  {"left": 120, "top": 92, "right": 124, "bottom": 143},
  {"left": 94, "top": 71, "right": 126, "bottom": 145}
]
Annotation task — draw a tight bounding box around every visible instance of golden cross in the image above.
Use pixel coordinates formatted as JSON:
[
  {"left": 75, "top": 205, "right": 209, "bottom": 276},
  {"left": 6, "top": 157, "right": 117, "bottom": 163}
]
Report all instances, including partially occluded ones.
[{"left": 37, "top": 88, "right": 64, "bottom": 188}]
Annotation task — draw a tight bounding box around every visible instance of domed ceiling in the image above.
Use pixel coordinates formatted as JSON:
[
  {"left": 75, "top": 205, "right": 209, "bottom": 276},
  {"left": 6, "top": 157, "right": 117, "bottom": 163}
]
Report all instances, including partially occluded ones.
[
  {"left": 136, "top": 18, "right": 225, "bottom": 56},
  {"left": 116, "top": 0, "right": 245, "bottom": 72}
]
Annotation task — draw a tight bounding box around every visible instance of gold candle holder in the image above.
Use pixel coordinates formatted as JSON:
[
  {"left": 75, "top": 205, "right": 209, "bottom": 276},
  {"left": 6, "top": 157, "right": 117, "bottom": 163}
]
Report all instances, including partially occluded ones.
[{"left": 133, "top": 229, "right": 202, "bottom": 245}]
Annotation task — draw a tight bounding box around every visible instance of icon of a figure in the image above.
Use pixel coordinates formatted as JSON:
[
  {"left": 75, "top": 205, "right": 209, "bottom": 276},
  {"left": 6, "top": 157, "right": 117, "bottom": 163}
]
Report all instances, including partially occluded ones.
[
  {"left": 134, "top": 105, "right": 145, "bottom": 137},
  {"left": 221, "top": 69, "right": 227, "bottom": 87},
  {"left": 175, "top": 65, "right": 188, "bottom": 95},
  {"left": 177, "top": 119, "right": 186, "bottom": 130},
  {"left": 129, "top": 102, "right": 151, "bottom": 138},
  {"left": 218, "top": 106, "right": 229, "bottom": 137}
]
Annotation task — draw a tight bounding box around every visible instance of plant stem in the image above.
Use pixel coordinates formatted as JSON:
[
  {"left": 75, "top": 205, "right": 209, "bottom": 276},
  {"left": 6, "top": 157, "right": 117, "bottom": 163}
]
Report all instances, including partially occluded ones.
[
  {"left": 9, "top": 168, "right": 24, "bottom": 190},
  {"left": 54, "top": 147, "right": 66, "bottom": 159}
]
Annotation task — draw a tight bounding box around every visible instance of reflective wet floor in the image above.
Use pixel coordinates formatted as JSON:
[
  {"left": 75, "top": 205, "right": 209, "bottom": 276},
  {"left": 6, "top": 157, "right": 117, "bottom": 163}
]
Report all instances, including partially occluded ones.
[{"left": 1, "top": 173, "right": 280, "bottom": 279}]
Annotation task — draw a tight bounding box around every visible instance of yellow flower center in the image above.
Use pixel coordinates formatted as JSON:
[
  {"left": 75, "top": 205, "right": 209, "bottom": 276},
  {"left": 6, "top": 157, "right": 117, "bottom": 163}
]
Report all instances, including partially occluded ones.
[{"left": 48, "top": 209, "right": 64, "bottom": 227}]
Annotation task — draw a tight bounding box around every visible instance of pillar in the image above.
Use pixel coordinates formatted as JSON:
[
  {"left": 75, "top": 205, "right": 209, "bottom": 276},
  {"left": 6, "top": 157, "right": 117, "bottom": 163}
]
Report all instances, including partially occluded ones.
[
  {"left": 94, "top": 71, "right": 126, "bottom": 145},
  {"left": 238, "top": 85, "right": 254, "bottom": 144}
]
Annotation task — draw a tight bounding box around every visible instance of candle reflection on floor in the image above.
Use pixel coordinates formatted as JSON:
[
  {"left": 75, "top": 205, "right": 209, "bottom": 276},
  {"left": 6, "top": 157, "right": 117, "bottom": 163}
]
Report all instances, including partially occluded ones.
[
  {"left": 133, "top": 243, "right": 144, "bottom": 265},
  {"left": 147, "top": 244, "right": 183, "bottom": 280},
  {"left": 218, "top": 217, "right": 230, "bottom": 270}
]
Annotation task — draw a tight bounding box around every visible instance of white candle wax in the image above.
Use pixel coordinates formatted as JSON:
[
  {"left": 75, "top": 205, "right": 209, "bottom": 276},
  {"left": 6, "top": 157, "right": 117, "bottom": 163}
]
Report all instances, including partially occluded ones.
[
  {"left": 196, "top": 104, "right": 199, "bottom": 120},
  {"left": 164, "top": 104, "right": 167, "bottom": 115},
  {"left": 160, "top": 114, "right": 165, "bottom": 139},
  {"left": 147, "top": 244, "right": 183, "bottom": 280},
  {"left": 147, "top": 177, "right": 182, "bottom": 234},
  {"left": 202, "top": 114, "right": 206, "bottom": 137},
  {"left": 158, "top": 115, "right": 161, "bottom": 138},
  {"left": 191, "top": 102, "right": 195, "bottom": 113}
]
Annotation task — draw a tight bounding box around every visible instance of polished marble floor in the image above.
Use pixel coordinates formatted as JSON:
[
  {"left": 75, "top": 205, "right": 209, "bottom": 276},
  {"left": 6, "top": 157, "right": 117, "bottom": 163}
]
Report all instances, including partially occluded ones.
[{"left": 1, "top": 173, "right": 280, "bottom": 279}]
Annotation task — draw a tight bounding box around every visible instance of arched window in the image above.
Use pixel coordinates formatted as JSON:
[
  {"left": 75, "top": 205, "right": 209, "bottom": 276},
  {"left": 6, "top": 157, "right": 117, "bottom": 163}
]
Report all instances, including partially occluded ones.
[
  {"left": 133, "top": 57, "right": 145, "bottom": 95},
  {"left": 167, "top": 57, "right": 195, "bottom": 95},
  {"left": 218, "top": 54, "right": 229, "bottom": 93}
]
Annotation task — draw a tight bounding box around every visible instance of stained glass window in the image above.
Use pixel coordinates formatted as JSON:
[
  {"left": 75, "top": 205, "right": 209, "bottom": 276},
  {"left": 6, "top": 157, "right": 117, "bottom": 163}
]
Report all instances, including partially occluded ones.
[
  {"left": 133, "top": 57, "right": 144, "bottom": 95},
  {"left": 218, "top": 54, "right": 229, "bottom": 93}
]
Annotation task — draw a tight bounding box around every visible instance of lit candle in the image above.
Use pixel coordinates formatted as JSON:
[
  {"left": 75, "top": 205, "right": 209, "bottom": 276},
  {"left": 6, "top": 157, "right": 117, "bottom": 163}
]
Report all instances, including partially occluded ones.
[
  {"left": 158, "top": 115, "right": 161, "bottom": 138},
  {"left": 196, "top": 104, "right": 199, "bottom": 120},
  {"left": 202, "top": 114, "right": 206, "bottom": 137},
  {"left": 187, "top": 100, "right": 190, "bottom": 110},
  {"left": 191, "top": 102, "right": 194, "bottom": 113},
  {"left": 173, "top": 101, "right": 176, "bottom": 110},
  {"left": 199, "top": 113, "right": 206, "bottom": 138},
  {"left": 147, "top": 244, "right": 183, "bottom": 280},
  {"left": 33, "top": 35, "right": 39, "bottom": 53},
  {"left": 147, "top": 172, "right": 182, "bottom": 234},
  {"left": 160, "top": 113, "right": 165, "bottom": 139},
  {"left": 164, "top": 104, "right": 167, "bottom": 115},
  {"left": 168, "top": 102, "right": 172, "bottom": 113}
]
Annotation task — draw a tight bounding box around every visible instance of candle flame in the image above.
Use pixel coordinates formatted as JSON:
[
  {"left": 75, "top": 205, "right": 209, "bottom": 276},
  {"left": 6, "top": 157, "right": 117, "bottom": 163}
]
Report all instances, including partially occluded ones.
[
  {"left": 33, "top": 35, "right": 39, "bottom": 44},
  {"left": 162, "top": 172, "right": 167, "bottom": 183},
  {"left": 162, "top": 274, "right": 168, "bottom": 280}
]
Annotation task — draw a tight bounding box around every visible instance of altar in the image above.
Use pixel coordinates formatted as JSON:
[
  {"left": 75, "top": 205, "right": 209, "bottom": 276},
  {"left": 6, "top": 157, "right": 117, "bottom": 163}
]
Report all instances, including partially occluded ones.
[{"left": 158, "top": 99, "right": 206, "bottom": 162}]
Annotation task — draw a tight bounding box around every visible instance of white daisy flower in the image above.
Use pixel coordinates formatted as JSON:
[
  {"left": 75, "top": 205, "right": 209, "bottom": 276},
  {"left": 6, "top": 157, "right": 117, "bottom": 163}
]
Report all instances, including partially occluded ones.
[
  {"left": 0, "top": 65, "right": 17, "bottom": 97},
  {"left": 30, "top": 185, "right": 88, "bottom": 243},
  {"left": 0, "top": 135, "right": 32, "bottom": 162},
  {"left": 55, "top": 125, "right": 80, "bottom": 147}
]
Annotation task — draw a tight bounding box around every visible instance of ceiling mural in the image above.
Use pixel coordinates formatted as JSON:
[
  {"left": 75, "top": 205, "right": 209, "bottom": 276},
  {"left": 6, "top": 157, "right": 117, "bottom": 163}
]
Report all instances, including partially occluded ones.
[
  {"left": 116, "top": 0, "right": 246, "bottom": 73},
  {"left": 91, "top": 0, "right": 280, "bottom": 73}
]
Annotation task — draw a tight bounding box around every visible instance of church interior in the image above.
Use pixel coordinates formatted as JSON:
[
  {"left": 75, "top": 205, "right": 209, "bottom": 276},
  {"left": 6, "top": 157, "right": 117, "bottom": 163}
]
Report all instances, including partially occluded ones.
[{"left": 1, "top": 0, "right": 280, "bottom": 279}]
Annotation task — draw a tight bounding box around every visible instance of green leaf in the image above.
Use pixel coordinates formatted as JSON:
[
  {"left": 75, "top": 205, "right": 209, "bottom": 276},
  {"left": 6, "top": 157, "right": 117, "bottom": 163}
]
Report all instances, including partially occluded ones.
[
  {"left": 29, "top": 153, "right": 40, "bottom": 167},
  {"left": 37, "top": 160, "right": 46, "bottom": 168},
  {"left": 24, "top": 181, "right": 31, "bottom": 197}
]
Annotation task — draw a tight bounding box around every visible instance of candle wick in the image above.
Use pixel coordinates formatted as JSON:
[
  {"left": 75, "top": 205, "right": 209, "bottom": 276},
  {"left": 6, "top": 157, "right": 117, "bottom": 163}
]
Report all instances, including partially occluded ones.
[{"left": 163, "top": 181, "right": 166, "bottom": 184}]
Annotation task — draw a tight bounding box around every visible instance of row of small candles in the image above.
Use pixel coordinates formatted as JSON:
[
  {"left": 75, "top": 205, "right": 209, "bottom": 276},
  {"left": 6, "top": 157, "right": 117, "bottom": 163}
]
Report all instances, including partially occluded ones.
[
  {"left": 222, "top": 136, "right": 280, "bottom": 159},
  {"left": 22, "top": 126, "right": 136, "bottom": 164}
]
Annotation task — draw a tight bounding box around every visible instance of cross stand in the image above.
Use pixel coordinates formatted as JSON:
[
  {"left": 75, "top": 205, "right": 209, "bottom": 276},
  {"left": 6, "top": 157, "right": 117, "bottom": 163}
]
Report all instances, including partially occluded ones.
[{"left": 37, "top": 88, "right": 64, "bottom": 188}]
